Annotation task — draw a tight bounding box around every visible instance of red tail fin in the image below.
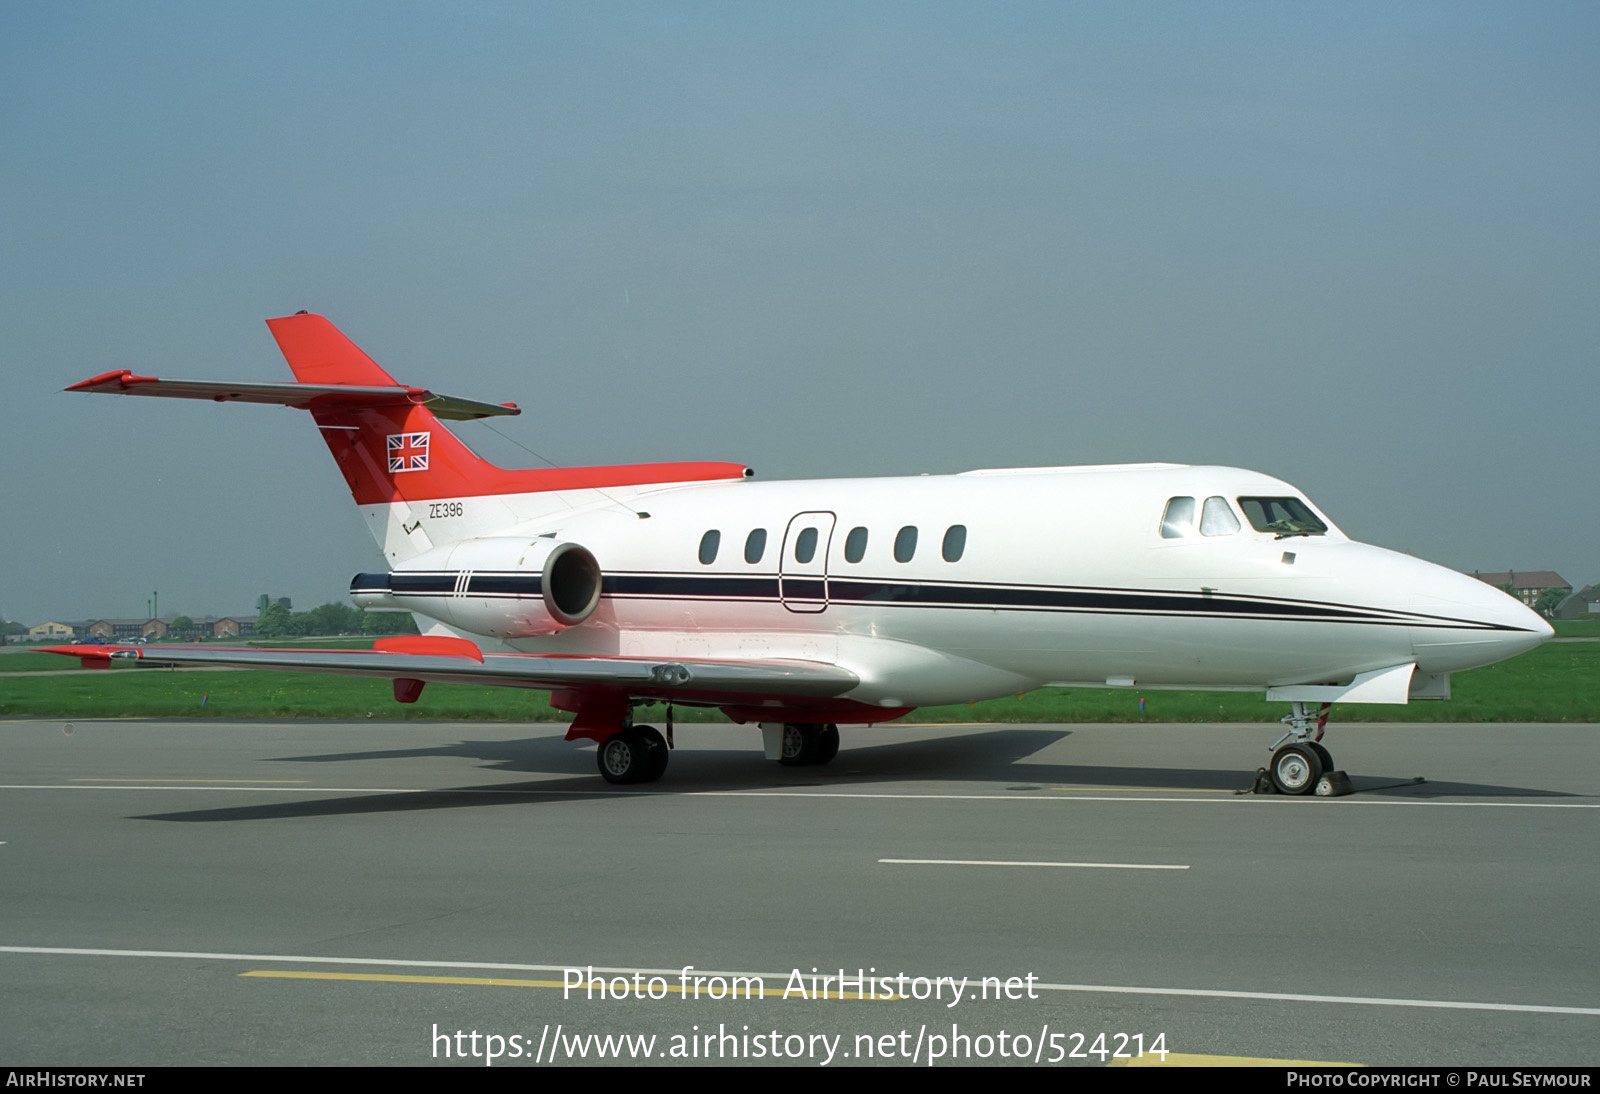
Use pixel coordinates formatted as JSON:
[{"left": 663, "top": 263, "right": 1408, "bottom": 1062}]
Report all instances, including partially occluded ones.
[
  {"left": 266, "top": 312, "right": 398, "bottom": 386},
  {"left": 268, "top": 312, "right": 502, "bottom": 505},
  {"left": 264, "top": 313, "right": 749, "bottom": 506}
]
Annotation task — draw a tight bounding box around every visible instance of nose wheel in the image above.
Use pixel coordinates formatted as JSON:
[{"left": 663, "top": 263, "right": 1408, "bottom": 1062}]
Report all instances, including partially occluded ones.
[
  {"left": 1309, "top": 741, "right": 1334, "bottom": 772},
  {"left": 1269, "top": 743, "right": 1324, "bottom": 794},
  {"left": 1263, "top": 702, "right": 1345, "bottom": 796}
]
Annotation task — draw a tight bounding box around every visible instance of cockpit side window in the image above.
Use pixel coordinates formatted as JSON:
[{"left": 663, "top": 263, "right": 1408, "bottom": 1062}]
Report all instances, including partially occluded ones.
[
  {"left": 1200, "top": 496, "right": 1241, "bottom": 537},
  {"left": 1237, "top": 497, "right": 1328, "bottom": 537},
  {"left": 1160, "top": 497, "right": 1196, "bottom": 539}
]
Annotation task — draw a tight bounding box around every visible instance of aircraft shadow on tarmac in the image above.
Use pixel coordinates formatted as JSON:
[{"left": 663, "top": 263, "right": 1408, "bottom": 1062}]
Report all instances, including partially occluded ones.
[{"left": 130, "top": 727, "right": 1580, "bottom": 823}]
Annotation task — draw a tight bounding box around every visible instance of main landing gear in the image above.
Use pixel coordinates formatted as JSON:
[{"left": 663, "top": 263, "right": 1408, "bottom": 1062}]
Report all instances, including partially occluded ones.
[
  {"left": 1260, "top": 702, "right": 1349, "bottom": 796},
  {"left": 587, "top": 710, "right": 845, "bottom": 784},
  {"left": 777, "top": 723, "right": 840, "bottom": 767},
  {"left": 597, "top": 724, "right": 670, "bottom": 785}
]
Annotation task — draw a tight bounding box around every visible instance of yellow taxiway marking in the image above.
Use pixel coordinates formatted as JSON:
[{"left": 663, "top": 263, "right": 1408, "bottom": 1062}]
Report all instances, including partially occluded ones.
[
  {"left": 12, "top": 949, "right": 1589, "bottom": 1017},
  {"left": 244, "top": 971, "right": 570, "bottom": 989},
  {"left": 1049, "top": 786, "right": 1235, "bottom": 794},
  {"left": 72, "top": 778, "right": 309, "bottom": 784},
  {"left": 240, "top": 970, "right": 897, "bottom": 1000},
  {"left": 1112, "top": 1052, "right": 1361, "bottom": 1067}
]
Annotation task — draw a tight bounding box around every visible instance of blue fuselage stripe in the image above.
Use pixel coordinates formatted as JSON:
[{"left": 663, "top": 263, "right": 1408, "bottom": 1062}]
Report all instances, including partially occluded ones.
[{"left": 351, "top": 570, "right": 1524, "bottom": 632}]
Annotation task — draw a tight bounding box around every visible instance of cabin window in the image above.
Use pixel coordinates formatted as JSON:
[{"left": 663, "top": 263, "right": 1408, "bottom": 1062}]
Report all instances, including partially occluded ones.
[
  {"left": 894, "top": 525, "right": 918, "bottom": 563},
  {"left": 698, "top": 530, "right": 721, "bottom": 565},
  {"left": 844, "top": 526, "right": 868, "bottom": 563},
  {"left": 1199, "top": 496, "right": 1241, "bottom": 537},
  {"left": 794, "top": 526, "right": 818, "bottom": 564},
  {"left": 1237, "top": 496, "right": 1328, "bottom": 537},
  {"left": 1160, "top": 497, "right": 1196, "bottom": 539},
  {"left": 942, "top": 524, "right": 967, "bottom": 562},
  {"left": 744, "top": 528, "right": 767, "bottom": 564}
]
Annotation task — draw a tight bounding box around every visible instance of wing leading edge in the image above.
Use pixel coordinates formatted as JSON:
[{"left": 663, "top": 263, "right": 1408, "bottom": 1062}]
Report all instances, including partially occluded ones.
[{"left": 42, "top": 642, "right": 859, "bottom": 701}]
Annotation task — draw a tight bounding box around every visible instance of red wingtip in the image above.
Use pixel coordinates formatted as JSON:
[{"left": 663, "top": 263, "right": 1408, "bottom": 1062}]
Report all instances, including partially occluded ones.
[
  {"left": 39, "top": 639, "right": 96, "bottom": 658},
  {"left": 65, "top": 370, "right": 158, "bottom": 393},
  {"left": 40, "top": 644, "right": 128, "bottom": 669}
]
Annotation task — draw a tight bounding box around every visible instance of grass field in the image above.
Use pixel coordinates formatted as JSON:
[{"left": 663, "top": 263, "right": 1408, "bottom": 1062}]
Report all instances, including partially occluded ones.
[{"left": 1, "top": 641, "right": 1593, "bottom": 722}]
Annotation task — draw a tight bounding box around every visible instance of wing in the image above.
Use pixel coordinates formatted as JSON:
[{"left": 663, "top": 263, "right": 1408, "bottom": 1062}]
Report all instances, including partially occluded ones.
[{"left": 42, "top": 637, "right": 859, "bottom": 703}]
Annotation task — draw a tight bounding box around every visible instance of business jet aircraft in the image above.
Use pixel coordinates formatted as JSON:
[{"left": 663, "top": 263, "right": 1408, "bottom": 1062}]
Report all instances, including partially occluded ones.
[{"left": 49, "top": 313, "right": 1551, "bottom": 793}]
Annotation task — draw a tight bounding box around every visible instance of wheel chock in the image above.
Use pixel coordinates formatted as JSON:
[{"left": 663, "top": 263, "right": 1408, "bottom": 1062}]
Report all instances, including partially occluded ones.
[
  {"left": 1314, "top": 770, "right": 1354, "bottom": 797},
  {"left": 1244, "top": 767, "right": 1353, "bottom": 796}
]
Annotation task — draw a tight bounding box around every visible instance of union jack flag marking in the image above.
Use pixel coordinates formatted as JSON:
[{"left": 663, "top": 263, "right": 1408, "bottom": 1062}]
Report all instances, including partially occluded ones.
[{"left": 387, "top": 432, "right": 430, "bottom": 472}]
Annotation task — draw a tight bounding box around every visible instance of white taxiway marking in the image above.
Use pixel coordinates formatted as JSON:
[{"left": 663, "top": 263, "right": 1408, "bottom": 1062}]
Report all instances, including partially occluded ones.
[
  {"left": 2, "top": 945, "right": 1596, "bottom": 1018},
  {"left": 880, "top": 858, "right": 1189, "bottom": 870},
  {"left": 704, "top": 790, "right": 1600, "bottom": 809},
  {"left": 0, "top": 785, "right": 421, "bottom": 794}
]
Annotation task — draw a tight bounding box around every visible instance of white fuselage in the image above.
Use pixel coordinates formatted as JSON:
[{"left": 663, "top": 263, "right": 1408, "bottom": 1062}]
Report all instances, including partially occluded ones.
[{"left": 357, "top": 462, "right": 1549, "bottom": 712}]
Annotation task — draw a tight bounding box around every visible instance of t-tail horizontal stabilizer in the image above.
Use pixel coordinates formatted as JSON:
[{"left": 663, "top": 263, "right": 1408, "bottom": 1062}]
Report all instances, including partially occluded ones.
[{"left": 65, "top": 371, "right": 521, "bottom": 421}]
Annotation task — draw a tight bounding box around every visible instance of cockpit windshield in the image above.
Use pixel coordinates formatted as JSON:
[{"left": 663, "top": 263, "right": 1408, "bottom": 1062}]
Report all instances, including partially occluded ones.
[{"left": 1237, "top": 497, "right": 1327, "bottom": 537}]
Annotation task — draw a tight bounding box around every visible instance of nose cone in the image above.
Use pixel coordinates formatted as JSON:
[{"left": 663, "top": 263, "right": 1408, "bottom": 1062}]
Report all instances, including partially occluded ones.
[{"left": 1404, "top": 564, "right": 1553, "bottom": 674}]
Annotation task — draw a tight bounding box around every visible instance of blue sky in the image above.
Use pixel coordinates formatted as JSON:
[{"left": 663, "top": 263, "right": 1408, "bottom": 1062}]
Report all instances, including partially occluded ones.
[{"left": 3, "top": 1, "right": 1595, "bottom": 622}]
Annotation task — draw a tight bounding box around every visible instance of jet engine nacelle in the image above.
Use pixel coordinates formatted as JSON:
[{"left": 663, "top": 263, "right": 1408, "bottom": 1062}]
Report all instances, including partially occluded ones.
[{"left": 351, "top": 537, "right": 602, "bottom": 638}]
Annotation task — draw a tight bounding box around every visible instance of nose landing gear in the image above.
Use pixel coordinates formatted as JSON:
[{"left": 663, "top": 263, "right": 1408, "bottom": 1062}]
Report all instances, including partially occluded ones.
[{"left": 1259, "top": 702, "right": 1351, "bottom": 796}]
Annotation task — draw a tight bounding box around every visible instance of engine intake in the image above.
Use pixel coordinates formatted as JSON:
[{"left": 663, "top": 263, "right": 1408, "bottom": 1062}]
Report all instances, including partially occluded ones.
[{"left": 351, "top": 537, "right": 602, "bottom": 638}]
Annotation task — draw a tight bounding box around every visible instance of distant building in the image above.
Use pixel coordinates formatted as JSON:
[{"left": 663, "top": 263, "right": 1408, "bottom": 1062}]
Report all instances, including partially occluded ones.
[
  {"left": 1468, "top": 571, "right": 1571, "bottom": 609},
  {"left": 27, "top": 622, "right": 75, "bottom": 641},
  {"left": 86, "top": 619, "right": 157, "bottom": 640},
  {"left": 209, "top": 616, "right": 257, "bottom": 638},
  {"left": 1556, "top": 585, "right": 1598, "bottom": 620},
  {"left": 82, "top": 615, "right": 259, "bottom": 640},
  {"left": 180, "top": 616, "right": 259, "bottom": 638}
]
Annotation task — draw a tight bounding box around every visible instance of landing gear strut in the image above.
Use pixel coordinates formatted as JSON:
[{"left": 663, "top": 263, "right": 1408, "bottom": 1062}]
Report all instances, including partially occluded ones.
[{"left": 1265, "top": 702, "right": 1339, "bottom": 796}]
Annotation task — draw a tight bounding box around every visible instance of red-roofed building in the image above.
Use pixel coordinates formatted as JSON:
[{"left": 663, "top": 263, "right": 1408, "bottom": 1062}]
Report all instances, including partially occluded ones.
[{"left": 1469, "top": 571, "right": 1571, "bottom": 609}]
